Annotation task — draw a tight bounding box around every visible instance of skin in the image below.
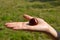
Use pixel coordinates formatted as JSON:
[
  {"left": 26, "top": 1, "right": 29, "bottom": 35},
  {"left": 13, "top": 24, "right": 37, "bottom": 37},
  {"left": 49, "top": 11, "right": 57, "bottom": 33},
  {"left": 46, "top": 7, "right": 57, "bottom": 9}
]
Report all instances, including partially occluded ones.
[{"left": 5, "top": 14, "right": 58, "bottom": 39}]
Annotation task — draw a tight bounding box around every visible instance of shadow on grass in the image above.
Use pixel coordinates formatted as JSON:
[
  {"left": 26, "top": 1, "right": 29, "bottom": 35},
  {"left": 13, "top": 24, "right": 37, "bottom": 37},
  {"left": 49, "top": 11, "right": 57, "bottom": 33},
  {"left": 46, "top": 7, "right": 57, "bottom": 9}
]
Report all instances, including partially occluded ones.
[
  {"left": 27, "top": 0, "right": 60, "bottom": 9},
  {"left": 28, "top": 0, "right": 56, "bottom": 2}
]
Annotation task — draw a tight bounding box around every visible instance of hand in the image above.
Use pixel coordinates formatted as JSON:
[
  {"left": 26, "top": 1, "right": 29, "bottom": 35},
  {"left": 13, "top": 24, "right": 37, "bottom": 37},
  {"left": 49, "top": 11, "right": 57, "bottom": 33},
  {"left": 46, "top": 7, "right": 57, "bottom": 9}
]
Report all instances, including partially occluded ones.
[
  {"left": 5, "top": 14, "right": 58, "bottom": 38},
  {"left": 5, "top": 14, "right": 51, "bottom": 32}
]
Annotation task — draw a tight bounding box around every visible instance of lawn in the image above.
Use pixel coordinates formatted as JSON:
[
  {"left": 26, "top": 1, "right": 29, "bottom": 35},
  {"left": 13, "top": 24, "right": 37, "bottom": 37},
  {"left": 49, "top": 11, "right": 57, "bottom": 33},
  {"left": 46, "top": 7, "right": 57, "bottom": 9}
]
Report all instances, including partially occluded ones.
[{"left": 0, "top": 0, "right": 60, "bottom": 40}]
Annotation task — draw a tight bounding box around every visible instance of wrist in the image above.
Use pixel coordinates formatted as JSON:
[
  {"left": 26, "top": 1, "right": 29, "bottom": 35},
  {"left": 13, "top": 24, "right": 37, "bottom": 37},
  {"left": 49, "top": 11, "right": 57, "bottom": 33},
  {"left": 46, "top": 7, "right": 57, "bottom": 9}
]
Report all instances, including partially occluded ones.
[{"left": 47, "top": 27, "right": 58, "bottom": 38}]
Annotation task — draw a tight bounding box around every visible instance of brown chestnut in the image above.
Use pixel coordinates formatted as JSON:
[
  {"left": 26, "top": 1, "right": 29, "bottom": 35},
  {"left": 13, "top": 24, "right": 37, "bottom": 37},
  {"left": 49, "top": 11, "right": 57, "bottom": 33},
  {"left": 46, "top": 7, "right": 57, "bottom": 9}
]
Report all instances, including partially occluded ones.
[{"left": 29, "top": 18, "right": 38, "bottom": 25}]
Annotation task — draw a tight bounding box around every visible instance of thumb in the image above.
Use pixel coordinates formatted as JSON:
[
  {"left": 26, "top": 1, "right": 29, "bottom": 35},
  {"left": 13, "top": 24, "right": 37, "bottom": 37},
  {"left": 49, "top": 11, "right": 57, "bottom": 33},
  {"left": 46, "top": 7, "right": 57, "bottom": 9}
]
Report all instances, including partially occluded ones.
[{"left": 23, "top": 14, "right": 33, "bottom": 20}]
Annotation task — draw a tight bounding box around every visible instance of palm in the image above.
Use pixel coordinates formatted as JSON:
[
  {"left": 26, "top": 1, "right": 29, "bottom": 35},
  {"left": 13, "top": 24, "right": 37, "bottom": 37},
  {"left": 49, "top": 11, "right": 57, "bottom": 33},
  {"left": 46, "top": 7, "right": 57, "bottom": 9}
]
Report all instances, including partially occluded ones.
[{"left": 5, "top": 14, "right": 51, "bottom": 32}]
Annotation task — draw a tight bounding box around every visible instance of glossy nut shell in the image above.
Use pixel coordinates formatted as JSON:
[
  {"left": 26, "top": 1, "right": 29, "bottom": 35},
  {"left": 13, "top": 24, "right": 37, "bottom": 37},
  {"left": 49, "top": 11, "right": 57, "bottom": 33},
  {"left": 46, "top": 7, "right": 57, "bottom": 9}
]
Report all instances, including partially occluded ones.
[{"left": 29, "top": 18, "right": 38, "bottom": 25}]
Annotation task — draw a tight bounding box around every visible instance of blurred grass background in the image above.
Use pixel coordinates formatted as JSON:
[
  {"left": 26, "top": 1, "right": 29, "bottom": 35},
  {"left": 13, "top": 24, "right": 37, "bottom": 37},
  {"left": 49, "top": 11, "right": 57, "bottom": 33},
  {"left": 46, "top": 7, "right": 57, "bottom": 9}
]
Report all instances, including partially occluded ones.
[{"left": 0, "top": 0, "right": 60, "bottom": 40}]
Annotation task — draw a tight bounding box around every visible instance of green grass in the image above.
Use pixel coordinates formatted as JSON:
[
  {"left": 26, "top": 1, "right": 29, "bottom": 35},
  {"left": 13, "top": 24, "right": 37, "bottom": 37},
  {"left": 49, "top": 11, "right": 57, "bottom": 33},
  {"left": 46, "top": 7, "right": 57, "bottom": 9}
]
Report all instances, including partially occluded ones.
[{"left": 0, "top": 0, "right": 60, "bottom": 40}]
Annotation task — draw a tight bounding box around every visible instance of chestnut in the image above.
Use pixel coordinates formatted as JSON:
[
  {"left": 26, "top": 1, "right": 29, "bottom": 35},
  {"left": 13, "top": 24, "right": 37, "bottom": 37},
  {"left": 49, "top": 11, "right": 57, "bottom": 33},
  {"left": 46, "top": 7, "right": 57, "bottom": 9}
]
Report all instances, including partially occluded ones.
[{"left": 29, "top": 18, "right": 38, "bottom": 25}]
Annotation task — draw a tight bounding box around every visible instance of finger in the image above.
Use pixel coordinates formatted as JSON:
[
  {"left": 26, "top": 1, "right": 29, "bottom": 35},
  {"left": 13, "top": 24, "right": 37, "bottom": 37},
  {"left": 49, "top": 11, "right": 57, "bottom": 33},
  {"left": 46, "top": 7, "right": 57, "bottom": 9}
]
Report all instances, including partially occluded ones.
[
  {"left": 5, "top": 23, "right": 15, "bottom": 28},
  {"left": 23, "top": 14, "right": 33, "bottom": 20},
  {"left": 5, "top": 22, "right": 22, "bottom": 28},
  {"left": 13, "top": 23, "right": 23, "bottom": 30}
]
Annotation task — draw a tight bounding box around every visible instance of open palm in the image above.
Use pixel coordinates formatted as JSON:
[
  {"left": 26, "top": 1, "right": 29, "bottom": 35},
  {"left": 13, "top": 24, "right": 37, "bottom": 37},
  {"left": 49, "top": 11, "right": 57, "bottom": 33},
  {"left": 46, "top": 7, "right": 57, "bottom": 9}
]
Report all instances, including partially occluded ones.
[{"left": 5, "top": 14, "right": 51, "bottom": 32}]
